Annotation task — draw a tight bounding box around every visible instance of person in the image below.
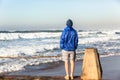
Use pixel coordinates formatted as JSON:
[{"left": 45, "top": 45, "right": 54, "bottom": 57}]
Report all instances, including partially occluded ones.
[{"left": 60, "top": 19, "right": 78, "bottom": 80}]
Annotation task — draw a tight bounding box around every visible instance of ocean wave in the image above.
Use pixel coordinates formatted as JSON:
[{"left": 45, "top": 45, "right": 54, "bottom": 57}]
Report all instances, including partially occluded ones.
[
  {"left": 0, "top": 44, "right": 60, "bottom": 57},
  {"left": 0, "top": 57, "right": 61, "bottom": 73},
  {"left": 0, "top": 30, "right": 63, "bottom": 33},
  {"left": 0, "top": 30, "right": 120, "bottom": 41},
  {"left": 0, "top": 32, "right": 61, "bottom": 40}
]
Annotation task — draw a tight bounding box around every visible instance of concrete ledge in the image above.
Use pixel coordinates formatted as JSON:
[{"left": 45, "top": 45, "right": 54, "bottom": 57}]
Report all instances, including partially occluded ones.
[{"left": 81, "top": 48, "right": 102, "bottom": 79}]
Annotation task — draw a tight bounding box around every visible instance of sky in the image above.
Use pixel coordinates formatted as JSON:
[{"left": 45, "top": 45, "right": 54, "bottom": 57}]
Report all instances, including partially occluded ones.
[{"left": 0, "top": 0, "right": 120, "bottom": 31}]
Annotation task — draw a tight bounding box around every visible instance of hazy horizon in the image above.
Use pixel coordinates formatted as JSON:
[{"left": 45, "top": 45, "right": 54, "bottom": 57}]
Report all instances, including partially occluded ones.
[{"left": 0, "top": 0, "right": 120, "bottom": 31}]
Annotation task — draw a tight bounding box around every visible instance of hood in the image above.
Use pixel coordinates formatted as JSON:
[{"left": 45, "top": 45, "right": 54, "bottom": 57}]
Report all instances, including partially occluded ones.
[{"left": 66, "top": 19, "right": 73, "bottom": 27}]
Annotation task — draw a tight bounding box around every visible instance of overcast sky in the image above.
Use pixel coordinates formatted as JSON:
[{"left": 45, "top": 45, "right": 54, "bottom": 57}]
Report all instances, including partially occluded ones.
[{"left": 0, "top": 0, "right": 120, "bottom": 31}]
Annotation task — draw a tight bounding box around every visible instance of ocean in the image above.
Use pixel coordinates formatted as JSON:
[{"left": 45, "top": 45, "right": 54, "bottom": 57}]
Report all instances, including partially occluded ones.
[{"left": 0, "top": 30, "right": 120, "bottom": 73}]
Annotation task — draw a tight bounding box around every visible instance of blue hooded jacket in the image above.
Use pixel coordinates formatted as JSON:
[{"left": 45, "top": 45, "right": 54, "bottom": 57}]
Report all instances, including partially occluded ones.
[{"left": 60, "top": 19, "right": 78, "bottom": 51}]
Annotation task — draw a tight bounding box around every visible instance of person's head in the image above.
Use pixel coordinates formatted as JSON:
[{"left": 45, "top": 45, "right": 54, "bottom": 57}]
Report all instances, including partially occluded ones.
[{"left": 66, "top": 19, "right": 73, "bottom": 27}]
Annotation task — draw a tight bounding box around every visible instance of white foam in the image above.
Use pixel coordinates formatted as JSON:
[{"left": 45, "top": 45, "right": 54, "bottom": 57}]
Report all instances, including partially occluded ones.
[
  {"left": 0, "top": 32, "right": 61, "bottom": 40},
  {"left": 0, "top": 57, "right": 61, "bottom": 73},
  {"left": 100, "top": 53, "right": 120, "bottom": 58},
  {"left": 0, "top": 42, "right": 59, "bottom": 57},
  {"left": 78, "top": 30, "right": 120, "bottom": 44}
]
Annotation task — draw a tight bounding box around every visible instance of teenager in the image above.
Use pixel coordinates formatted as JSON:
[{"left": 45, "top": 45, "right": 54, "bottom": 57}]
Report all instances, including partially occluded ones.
[{"left": 60, "top": 19, "right": 78, "bottom": 80}]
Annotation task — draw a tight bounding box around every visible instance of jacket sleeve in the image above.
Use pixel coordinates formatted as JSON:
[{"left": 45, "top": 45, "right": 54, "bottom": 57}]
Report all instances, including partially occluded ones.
[
  {"left": 75, "top": 32, "right": 78, "bottom": 49},
  {"left": 60, "top": 31, "right": 65, "bottom": 49}
]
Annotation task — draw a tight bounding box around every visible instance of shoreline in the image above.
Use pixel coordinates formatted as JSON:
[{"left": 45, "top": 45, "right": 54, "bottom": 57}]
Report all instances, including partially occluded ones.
[
  {"left": 0, "top": 75, "right": 80, "bottom": 80},
  {"left": 0, "top": 55, "right": 120, "bottom": 80}
]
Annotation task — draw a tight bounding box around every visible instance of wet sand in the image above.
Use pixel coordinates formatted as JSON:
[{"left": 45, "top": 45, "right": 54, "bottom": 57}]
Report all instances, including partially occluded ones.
[
  {"left": 0, "top": 75, "right": 80, "bottom": 80},
  {"left": 0, "top": 55, "right": 120, "bottom": 80}
]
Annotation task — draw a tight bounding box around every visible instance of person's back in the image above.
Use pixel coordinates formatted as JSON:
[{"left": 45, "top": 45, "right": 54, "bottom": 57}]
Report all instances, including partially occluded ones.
[
  {"left": 60, "top": 26, "right": 78, "bottom": 51},
  {"left": 60, "top": 19, "right": 78, "bottom": 80}
]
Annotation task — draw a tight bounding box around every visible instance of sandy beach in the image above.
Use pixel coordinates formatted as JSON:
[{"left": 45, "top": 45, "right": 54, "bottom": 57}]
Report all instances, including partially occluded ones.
[{"left": 0, "top": 55, "right": 120, "bottom": 80}]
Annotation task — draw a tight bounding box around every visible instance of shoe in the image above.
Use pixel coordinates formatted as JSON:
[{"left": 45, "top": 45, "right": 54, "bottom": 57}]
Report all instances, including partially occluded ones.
[
  {"left": 64, "top": 75, "right": 69, "bottom": 80},
  {"left": 70, "top": 76, "right": 74, "bottom": 80}
]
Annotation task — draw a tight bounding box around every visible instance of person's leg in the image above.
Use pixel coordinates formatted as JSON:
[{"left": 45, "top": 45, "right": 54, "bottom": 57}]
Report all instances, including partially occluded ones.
[
  {"left": 70, "top": 51, "right": 76, "bottom": 79},
  {"left": 62, "top": 50, "right": 70, "bottom": 79},
  {"left": 70, "top": 60, "right": 75, "bottom": 77},
  {"left": 64, "top": 60, "right": 69, "bottom": 76}
]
